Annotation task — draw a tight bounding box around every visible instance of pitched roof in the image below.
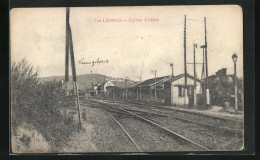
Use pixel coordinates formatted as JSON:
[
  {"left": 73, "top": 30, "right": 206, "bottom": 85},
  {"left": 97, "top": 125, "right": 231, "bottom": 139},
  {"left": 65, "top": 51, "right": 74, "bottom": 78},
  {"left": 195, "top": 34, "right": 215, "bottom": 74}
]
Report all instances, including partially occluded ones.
[
  {"left": 131, "top": 73, "right": 201, "bottom": 88},
  {"left": 131, "top": 75, "right": 171, "bottom": 88},
  {"left": 143, "top": 76, "right": 168, "bottom": 86},
  {"left": 164, "top": 73, "right": 201, "bottom": 83}
]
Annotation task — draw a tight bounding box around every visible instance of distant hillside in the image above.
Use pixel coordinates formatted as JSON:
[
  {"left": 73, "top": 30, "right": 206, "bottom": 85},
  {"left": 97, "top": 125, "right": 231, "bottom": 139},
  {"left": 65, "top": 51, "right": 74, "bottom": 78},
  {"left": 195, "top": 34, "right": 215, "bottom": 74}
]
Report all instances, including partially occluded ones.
[{"left": 39, "top": 74, "right": 137, "bottom": 90}]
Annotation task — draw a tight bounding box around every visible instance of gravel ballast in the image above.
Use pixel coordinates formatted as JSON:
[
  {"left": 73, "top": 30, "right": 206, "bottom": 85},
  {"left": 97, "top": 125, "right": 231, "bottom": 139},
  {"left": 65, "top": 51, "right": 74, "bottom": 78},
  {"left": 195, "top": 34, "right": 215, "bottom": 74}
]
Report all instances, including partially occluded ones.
[
  {"left": 80, "top": 102, "right": 139, "bottom": 152},
  {"left": 111, "top": 111, "right": 202, "bottom": 152},
  {"left": 87, "top": 99, "right": 244, "bottom": 151},
  {"left": 130, "top": 110, "right": 243, "bottom": 151}
]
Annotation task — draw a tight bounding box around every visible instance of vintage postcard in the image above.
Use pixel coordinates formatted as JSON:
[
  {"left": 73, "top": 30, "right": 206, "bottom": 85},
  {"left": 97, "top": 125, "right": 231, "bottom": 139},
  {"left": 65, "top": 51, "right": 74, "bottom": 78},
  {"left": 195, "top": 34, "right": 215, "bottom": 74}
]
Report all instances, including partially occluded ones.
[{"left": 10, "top": 5, "right": 244, "bottom": 153}]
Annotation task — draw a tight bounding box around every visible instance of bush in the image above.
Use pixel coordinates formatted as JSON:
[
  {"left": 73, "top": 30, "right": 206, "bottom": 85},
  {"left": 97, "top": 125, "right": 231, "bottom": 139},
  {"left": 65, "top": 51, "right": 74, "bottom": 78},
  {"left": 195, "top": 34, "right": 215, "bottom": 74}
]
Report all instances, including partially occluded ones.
[
  {"left": 11, "top": 59, "right": 79, "bottom": 149},
  {"left": 11, "top": 59, "right": 40, "bottom": 127}
]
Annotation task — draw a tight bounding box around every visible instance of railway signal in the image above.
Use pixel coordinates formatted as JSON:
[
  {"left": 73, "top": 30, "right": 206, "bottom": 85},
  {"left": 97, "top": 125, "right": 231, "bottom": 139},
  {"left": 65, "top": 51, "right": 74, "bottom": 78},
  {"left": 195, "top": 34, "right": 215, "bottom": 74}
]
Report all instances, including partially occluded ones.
[
  {"left": 184, "top": 16, "right": 210, "bottom": 107},
  {"left": 186, "top": 57, "right": 204, "bottom": 107},
  {"left": 193, "top": 43, "right": 197, "bottom": 107}
]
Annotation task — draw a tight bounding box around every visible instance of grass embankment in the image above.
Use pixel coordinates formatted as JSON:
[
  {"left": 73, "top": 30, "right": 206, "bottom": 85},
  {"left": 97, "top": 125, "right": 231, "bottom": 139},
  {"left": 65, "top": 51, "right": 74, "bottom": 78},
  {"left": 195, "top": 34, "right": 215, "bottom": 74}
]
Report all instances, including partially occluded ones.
[{"left": 11, "top": 59, "right": 81, "bottom": 153}]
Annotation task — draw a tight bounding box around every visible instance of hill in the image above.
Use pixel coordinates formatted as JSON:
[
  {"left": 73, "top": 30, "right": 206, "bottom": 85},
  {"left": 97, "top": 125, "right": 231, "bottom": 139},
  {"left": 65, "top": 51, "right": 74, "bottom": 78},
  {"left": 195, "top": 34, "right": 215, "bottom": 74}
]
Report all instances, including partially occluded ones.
[{"left": 39, "top": 74, "right": 137, "bottom": 90}]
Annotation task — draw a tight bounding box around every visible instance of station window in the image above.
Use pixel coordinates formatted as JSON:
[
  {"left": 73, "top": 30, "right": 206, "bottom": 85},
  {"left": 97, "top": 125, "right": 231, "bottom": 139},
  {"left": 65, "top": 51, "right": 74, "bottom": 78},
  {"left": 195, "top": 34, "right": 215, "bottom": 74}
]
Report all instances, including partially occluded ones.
[
  {"left": 178, "top": 86, "right": 194, "bottom": 97},
  {"left": 187, "top": 86, "right": 194, "bottom": 96},
  {"left": 178, "top": 86, "right": 184, "bottom": 97}
]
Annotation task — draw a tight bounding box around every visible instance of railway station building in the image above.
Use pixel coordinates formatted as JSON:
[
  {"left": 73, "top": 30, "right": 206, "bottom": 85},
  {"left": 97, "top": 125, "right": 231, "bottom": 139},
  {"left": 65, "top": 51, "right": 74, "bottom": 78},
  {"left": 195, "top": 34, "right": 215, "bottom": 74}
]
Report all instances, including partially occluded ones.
[
  {"left": 131, "top": 73, "right": 201, "bottom": 106},
  {"left": 163, "top": 73, "right": 201, "bottom": 105}
]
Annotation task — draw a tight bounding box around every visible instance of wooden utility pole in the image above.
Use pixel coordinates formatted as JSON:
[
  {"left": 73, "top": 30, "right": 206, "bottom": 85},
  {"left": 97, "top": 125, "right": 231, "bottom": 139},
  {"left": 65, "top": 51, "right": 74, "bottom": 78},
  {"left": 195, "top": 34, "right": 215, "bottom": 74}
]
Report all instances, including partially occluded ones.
[
  {"left": 150, "top": 87, "right": 152, "bottom": 99},
  {"left": 204, "top": 17, "right": 210, "bottom": 106},
  {"left": 170, "top": 63, "right": 174, "bottom": 77},
  {"left": 136, "top": 87, "right": 139, "bottom": 100},
  {"left": 139, "top": 76, "right": 142, "bottom": 100},
  {"left": 125, "top": 77, "right": 128, "bottom": 99},
  {"left": 65, "top": 8, "right": 70, "bottom": 82},
  {"left": 112, "top": 85, "right": 115, "bottom": 99},
  {"left": 193, "top": 43, "right": 197, "bottom": 107},
  {"left": 155, "top": 70, "right": 157, "bottom": 101},
  {"left": 184, "top": 15, "right": 188, "bottom": 106},
  {"left": 152, "top": 70, "right": 157, "bottom": 101},
  {"left": 65, "top": 7, "right": 82, "bottom": 129},
  {"left": 200, "top": 45, "right": 206, "bottom": 105}
]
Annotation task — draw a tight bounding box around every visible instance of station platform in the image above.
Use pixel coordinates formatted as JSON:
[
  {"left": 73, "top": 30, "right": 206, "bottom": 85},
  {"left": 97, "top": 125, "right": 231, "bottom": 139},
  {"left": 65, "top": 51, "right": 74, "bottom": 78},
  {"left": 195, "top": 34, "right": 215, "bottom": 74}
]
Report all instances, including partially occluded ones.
[{"left": 160, "top": 105, "right": 244, "bottom": 122}]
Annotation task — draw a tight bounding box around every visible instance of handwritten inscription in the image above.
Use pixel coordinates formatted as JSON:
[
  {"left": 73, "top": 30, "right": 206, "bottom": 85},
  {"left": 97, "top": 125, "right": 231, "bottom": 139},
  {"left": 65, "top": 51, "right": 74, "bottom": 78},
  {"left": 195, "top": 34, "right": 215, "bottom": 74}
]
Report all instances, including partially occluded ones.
[
  {"left": 79, "top": 58, "right": 109, "bottom": 67},
  {"left": 95, "top": 18, "right": 159, "bottom": 23}
]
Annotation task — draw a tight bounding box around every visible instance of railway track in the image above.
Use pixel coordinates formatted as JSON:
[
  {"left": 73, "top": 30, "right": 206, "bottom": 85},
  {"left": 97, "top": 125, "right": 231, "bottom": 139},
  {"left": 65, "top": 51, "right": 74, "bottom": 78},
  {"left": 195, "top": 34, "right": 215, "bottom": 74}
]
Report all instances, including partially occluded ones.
[
  {"left": 84, "top": 99, "right": 244, "bottom": 151},
  {"left": 103, "top": 110, "right": 142, "bottom": 152},
  {"left": 84, "top": 99, "right": 211, "bottom": 151},
  {"left": 124, "top": 108, "right": 244, "bottom": 150},
  {"left": 98, "top": 98, "right": 244, "bottom": 134},
  {"left": 124, "top": 107, "right": 243, "bottom": 136},
  {"left": 110, "top": 99, "right": 243, "bottom": 123}
]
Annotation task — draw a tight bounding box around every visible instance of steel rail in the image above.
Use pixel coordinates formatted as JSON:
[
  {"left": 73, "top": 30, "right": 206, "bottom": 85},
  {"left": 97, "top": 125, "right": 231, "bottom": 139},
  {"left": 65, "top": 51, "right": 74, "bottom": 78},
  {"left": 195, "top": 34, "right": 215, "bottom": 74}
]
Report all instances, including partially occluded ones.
[
  {"left": 124, "top": 108, "right": 243, "bottom": 136},
  {"left": 120, "top": 109, "right": 211, "bottom": 151},
  {"left": 114, "top": 99, "right": 244, "bottom": 124},
  {"left": 101, "top": 99, "right": 243, "bottom": 133},
  {"left": 103, "top": 110, "right": 142, "bottom": 152},
  {"left": 124, "top": 109, "right": 216, "bottom": 137},
  {"left": 85, "top": 100, "right": 210, "bottom": 151}
]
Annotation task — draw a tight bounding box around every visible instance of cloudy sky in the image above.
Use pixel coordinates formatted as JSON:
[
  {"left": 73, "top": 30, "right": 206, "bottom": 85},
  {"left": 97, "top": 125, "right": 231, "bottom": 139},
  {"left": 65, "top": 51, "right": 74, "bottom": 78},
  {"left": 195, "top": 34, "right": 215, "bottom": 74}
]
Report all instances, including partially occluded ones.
[{"left": 11, "top": 5, "right": 243, "bottom": 81}]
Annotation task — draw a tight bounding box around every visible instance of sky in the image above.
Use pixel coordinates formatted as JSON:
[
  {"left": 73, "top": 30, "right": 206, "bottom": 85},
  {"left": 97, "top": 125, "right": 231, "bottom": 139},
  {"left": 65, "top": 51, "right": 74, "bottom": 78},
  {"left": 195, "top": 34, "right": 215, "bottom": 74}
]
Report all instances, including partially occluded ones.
[{"left": 10, "top": 5, "right": 243, "bottom": 81}]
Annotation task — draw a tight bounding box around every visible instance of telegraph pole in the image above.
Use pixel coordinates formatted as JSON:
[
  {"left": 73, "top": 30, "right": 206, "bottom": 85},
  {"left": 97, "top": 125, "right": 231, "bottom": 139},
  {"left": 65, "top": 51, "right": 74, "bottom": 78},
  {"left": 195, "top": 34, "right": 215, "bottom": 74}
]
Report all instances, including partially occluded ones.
[
  {"left": 200, "top": 45, "right": 206, "bottom": 105},
  {"left": 139, "top": 76, "right": 142, "bottom": 100},
  {"left": 152, "top": 70, "right": 157, "bottom": 101},
  {"left": 170, "top": 63, "right": 174, "bottom": 77},
  {"left": 184, "top": 15, "right": 188, "bottom": 106},
  {"left": 113, "top": 80, "right": 117, "bottom": 99},
  {"left": 155, "top": 70, "right": 157, "bottom": 101},
  {"left": 125, "top": 77, "right": 128, "bottom": 99},
  {"left": 65, "top": 8, "right": 70, "bottom": 82},
  {"left": 204, "top": 17, "right": 210, "bottom": 106},
  {"left": 193, "top": 43, "right": 197, "bottom": 107},
  {"left": 113, "top": 86, "right": 115, "bottom": 99},
  {"left": 65, "top": 7, "right": 82, "bottom": 129},
  {"left": 68, "top": 21, "right": 82, "bottom": 129},
  {"left": 137, "top": 76, "right": 142, "bottom": 100},
  {"left": 136, "top": 87, "right": 139, "bottom": 100}
]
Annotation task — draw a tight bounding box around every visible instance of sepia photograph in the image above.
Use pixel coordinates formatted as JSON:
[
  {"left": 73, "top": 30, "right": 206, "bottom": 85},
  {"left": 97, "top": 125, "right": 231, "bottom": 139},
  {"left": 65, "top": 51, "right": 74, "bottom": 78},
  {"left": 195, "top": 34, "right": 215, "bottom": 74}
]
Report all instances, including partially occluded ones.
[{"left": 10, "top": 5, "right": 244, "bottom": 153}]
